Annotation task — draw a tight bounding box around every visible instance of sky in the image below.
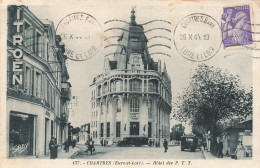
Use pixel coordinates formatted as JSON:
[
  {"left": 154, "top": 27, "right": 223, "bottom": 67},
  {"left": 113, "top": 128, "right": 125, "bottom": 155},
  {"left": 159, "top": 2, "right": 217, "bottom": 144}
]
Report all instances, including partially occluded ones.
[{"left": 29, "top": 0, "right": 252, "bottom": 133}]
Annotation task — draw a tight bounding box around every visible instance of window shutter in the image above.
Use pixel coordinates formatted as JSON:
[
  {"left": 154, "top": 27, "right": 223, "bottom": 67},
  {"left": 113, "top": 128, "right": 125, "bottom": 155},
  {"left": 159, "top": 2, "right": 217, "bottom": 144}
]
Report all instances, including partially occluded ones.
[
  {"left": 31, "top": 68, "right": 35, "bottom": 96},
  {"left": 28, "top": 28, "right": 35, "bottom": 52},
  {"left": 40, "top": 36, "right": 45, "bottom": 59}
]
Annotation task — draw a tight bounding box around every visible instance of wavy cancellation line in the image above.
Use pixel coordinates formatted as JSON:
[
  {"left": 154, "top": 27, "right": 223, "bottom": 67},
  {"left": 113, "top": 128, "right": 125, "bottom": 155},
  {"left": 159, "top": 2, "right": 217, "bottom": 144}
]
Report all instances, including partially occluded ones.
[
  {"left": 149, "top": 52, "right": 171, "bottom": 57},
  {"left": 104, "top": 44, "right": 171, "bottom": 49},
  {"left": 104, "top": 19, "right": 171, "bottom": 25},
  {"left": 104, "top": 35, "right": 171, "bottom": 42},
  {"left": 104, "top": 27, "right": 171, "bottom": 34},
  {"left": 104, "top": 52, "right": 171, "bottom": 58}
]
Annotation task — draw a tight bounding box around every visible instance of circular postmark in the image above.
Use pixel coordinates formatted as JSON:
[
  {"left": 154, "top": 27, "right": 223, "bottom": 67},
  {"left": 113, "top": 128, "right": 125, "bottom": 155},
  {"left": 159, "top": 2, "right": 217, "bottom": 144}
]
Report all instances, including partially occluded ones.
[
  {"left": 56, "top": 12, "right": 103, "bottom": 61},
  {"left": 173, "top": 13, "right": 222, "bottom": 62}
]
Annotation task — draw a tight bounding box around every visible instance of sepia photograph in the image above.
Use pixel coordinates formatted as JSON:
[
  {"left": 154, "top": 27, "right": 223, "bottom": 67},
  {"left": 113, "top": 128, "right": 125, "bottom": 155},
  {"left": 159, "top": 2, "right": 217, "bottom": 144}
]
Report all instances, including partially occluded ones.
[{"left": 0, "top": 0, "right": 260, "bottom": 168}]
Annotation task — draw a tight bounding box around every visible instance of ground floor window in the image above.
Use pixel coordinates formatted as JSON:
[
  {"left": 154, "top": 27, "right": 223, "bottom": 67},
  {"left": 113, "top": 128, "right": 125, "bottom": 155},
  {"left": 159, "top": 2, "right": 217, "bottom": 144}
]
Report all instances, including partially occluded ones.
[
  {"left": 130, "top": 122, "right": 139, "bottom": 136},
  {"left": 9, "top": 112, "right": 34, "bottom": 157},
  {"left": 107, "top": 122, "right": 110, "bottom": 137},
  {"left": 101, "top": 123, "right": 104, "bottom": 137},
  {"left": 148, "top": 122, "right": 152, "bottom": 138},
  {"left": 116, "top": 122, "right": 121, "bottom": 137}
]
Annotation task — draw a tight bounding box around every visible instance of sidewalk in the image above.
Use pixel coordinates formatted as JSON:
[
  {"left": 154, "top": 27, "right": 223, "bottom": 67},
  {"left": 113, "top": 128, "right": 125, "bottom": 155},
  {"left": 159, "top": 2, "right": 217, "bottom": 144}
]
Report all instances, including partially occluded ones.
[
  {"left": 42, "top": 146, "right": 79, "bottom": 159},
  {"left": 202, "top": 150, "right": 232, "bottom": 160},
  {"left": 202, "top": 150, "right": 252, "bottom": 160}
]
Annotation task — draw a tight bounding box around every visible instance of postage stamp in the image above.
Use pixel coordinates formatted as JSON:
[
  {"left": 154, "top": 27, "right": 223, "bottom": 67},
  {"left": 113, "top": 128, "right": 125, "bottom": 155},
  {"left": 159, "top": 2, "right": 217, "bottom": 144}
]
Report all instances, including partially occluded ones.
[
  {"left": 56, "top": 12, "right": 103, "bottom": 61},
  {"left": 221, "top": 5, "right": 253, "bottom": 48},
  {"left": 173, "top": 13, "right": 222, "bottom": 62}
]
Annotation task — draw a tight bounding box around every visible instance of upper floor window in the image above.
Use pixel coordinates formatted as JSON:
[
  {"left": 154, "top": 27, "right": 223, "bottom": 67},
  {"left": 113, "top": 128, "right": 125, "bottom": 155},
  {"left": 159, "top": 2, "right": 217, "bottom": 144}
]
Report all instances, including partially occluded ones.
[
  {"left": 35, "top": 71, "right": 41, "bottom": 97},
  {"left": 130, "top": 97, "right": 140, "bottom": 113},
  {"left": 116, "top": 99, "right": 121, "bottom": 113},
  {"left": 148, "top": 100, "right": 152, "bottom": 114},
  {"left": 100, "top": 102, "right": 103, "bottom": 115},
  {"left": 148, "top": 80, "right": 158, "bottom": 92},
  {"left": 130, "top": 79, "right": 142, "bottom": 92}
]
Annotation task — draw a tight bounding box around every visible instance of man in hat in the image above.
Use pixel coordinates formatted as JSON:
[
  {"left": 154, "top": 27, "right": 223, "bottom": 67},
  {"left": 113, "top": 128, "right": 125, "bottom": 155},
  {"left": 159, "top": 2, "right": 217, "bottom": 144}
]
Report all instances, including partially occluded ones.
[
  {"left": 163, "top": 139, "right": 168, "bottom": 152},
  {"left": 49, "top": 136, "right": 57, "bottom": 159}
]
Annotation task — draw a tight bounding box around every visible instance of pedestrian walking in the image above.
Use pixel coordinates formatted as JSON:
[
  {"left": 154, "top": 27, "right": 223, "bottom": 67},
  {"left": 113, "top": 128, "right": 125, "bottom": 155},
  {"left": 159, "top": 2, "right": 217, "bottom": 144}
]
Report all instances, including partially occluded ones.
[
  {"left": 63, "top": 139, "right": 70, "bottom": 153},
  {"left": 49, "top": 136, "right": 57, "bottom": 159},
  {"left": 218, "top": 140, "right": 223, "bottom": 158},
  {"left": 234, "top": 141, "right": 244, "bottom": 160},
  {"left": 85, "top": 139, "right": 89, "bottom": 152},
  {"left": 88, "top": 139, "right": 95, "bottom": 155},
  {"left": 163, "top": 139, "right": 168, "bottom": 152}
]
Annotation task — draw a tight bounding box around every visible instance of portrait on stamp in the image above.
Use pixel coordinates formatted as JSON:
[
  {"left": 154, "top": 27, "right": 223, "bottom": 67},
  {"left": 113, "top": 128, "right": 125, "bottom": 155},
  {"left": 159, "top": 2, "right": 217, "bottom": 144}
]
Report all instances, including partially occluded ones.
[{"left": 221, "top": 5, "right": 253, "bottom": 48}]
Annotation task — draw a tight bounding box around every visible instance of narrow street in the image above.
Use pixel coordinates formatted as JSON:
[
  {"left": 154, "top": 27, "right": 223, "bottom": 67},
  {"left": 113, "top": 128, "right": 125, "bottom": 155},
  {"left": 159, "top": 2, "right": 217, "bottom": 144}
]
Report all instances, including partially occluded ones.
[{"left": 73, "top": 144, "right": 204, "bottom": 159}]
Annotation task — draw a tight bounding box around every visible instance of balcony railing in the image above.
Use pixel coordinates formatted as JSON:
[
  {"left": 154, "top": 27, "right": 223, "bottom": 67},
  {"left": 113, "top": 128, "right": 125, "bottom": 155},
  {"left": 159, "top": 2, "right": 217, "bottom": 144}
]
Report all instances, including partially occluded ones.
[
  {"left": 61, "top": 88, "right": 71, "bottom": 100},
  {"left": 95, "top": 69, "right": 161, "bottom": 82},
  {"left": 61, "top": 82, "right": 71, "bottom": 100}
]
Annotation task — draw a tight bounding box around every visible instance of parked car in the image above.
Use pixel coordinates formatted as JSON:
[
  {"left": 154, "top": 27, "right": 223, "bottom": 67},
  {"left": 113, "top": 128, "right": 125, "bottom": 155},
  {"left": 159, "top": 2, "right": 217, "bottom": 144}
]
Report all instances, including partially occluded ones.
[
  {"left": 181, "top": 135, "right": 198, "bottom": 152},
  {"left": 117, "top": 137, "right": 148, "bottom": 147}
]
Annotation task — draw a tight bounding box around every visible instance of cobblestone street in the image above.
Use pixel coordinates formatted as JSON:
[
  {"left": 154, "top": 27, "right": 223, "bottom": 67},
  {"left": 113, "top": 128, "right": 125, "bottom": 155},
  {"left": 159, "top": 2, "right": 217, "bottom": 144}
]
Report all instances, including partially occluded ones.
[{"left": 73, "top": 144, "right": 204, "bottom": 159}]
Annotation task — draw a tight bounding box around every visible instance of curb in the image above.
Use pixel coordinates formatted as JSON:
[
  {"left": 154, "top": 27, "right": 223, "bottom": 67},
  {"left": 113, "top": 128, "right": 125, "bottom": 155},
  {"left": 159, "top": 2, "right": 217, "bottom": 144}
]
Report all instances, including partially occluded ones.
[{"left": 69, "top": 148, "right": 80, "bottom": 159}]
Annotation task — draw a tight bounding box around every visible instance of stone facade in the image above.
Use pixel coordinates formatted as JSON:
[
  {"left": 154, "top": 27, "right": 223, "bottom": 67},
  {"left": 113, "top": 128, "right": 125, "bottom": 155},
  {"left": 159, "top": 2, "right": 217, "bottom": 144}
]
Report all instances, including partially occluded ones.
[
  {"left": 90, "top": 9, "right": 172, "bottom": 145},
  {"left": 7, "top": 5, "right": 71, "bottom": 157}
]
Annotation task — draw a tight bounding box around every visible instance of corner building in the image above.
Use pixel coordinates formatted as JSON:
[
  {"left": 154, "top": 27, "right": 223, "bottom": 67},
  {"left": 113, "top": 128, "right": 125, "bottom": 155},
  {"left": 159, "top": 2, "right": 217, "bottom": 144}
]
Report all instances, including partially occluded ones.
[
  {"left": 7, "top": 6, "right": 71, "bottom": 157},
  {"left": 90, "top": 9, "right": 172, "bottom": 145}
]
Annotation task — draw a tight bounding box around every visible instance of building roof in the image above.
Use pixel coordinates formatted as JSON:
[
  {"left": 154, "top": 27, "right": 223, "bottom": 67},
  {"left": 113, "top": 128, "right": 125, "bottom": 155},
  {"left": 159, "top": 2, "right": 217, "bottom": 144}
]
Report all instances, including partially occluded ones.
[{"left": 226, "top": 119, "right": 252, "bottom": 131}]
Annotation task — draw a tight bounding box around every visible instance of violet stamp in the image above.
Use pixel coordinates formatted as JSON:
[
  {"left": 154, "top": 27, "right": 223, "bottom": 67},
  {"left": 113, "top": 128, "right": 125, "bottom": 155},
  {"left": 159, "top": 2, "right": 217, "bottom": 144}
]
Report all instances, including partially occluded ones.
[{"left": 221, "top": 5, "right": 253, "bottom": 48}]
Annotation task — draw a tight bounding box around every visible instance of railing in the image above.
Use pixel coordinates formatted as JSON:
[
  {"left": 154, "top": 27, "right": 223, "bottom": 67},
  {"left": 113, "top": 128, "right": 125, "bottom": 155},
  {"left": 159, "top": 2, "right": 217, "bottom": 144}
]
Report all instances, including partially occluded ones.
[
  {"left": 61, "top": 88, "right": 71, "bottom": 100},
  {"left": 95, "top": 69, "right": 161, "bottom": 82}
]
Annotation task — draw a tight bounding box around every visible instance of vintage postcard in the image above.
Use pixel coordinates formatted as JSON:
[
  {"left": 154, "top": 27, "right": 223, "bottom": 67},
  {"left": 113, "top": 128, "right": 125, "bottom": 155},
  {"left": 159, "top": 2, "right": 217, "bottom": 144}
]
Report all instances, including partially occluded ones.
[{"left": 0, "top": 0, "right": 260, "bottom": 168}]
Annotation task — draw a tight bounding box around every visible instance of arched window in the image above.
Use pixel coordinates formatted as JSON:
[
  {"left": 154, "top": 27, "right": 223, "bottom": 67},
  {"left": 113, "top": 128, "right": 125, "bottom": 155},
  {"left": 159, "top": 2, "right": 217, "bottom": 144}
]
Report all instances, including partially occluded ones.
[
  {"left": 130, "top": 79, "right": 142, "bottom": 92},
  {"left": 130, "top": 97, "right": 140, "bottom": 113},
  {"left": 115, "top": 80, "right": 121, "bottom": 91},
  {"left": 148, "top": 80, "right": 158, "bottom": 92}
]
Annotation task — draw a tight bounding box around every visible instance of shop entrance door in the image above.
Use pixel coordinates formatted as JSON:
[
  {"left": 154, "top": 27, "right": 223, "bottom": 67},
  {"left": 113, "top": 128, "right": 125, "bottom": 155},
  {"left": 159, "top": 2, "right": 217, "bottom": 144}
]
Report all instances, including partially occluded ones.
[
  {"left": 44, "top": 118, "right": 50, "bottom": 155},
  {"left": 148, "top": 122, "right": 152, "bottom": 138},
  {"left": 130, "top": 122, "right": 139, "bottom": 136}
]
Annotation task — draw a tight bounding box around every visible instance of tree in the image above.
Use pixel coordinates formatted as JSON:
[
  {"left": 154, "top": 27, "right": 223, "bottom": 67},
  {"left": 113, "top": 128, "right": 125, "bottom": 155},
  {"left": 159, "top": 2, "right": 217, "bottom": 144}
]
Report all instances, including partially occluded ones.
[
  {"left": 173, "top": 64, "right": 252, "bottom": 155},
  {"left": 170, "top": 124, "right": 185, "bottom": 144},
  {"left": 72, "top": 127, "right": 80, "bottom": 135}
]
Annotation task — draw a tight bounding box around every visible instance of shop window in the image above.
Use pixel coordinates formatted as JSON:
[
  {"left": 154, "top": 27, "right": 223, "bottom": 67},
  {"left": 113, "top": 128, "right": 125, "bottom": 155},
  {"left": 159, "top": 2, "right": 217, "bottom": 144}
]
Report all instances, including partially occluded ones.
[{"left": 9, "top": 112, "right": 34, "bottom": 157}]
